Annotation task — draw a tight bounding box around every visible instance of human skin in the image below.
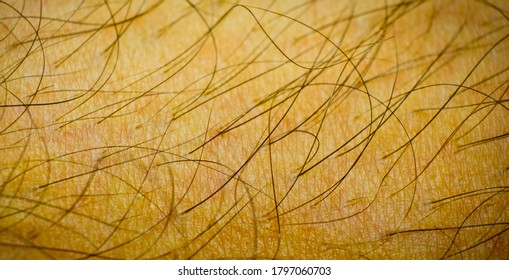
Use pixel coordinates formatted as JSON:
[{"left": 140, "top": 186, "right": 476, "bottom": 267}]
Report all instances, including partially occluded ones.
[{"left": 0, "top": 0, "right": 508, "bottom": 259}]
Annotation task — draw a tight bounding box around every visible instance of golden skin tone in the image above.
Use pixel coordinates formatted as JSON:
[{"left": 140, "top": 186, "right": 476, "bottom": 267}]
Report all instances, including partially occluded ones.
[{"left": 0, "top": 0, "right": 508, "bottom": 259}]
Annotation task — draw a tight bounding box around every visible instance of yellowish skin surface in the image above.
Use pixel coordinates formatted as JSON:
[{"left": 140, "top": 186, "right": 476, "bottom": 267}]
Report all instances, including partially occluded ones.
[{"left": 0, "top": 0, "right": 508, "bottom": 259}]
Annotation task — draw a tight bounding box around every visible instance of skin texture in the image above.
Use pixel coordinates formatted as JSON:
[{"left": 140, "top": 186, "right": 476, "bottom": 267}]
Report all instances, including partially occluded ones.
[{"left": 0, "top": 0, "right": 508, "bottom": 259}]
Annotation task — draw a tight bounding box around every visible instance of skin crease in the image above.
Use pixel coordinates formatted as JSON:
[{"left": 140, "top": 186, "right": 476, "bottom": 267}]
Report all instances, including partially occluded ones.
[{"left": 0, "top": 0, "right": 508, "bottom": 259}]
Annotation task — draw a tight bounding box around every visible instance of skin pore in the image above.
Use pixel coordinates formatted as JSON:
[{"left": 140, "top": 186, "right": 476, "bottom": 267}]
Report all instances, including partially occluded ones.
[{"left": 0, "top": 0, "right": 508, "bottom": 259}]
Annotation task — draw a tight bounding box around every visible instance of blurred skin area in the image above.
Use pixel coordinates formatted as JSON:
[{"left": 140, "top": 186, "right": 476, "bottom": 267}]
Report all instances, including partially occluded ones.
[{"left": 0, "top": 0, "right": 508, "bottom": 259}]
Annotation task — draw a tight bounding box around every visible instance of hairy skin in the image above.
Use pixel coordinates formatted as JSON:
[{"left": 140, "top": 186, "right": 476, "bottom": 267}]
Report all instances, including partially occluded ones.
[{"left": 0, "top": 0, "right": 508, "bottom": 259}]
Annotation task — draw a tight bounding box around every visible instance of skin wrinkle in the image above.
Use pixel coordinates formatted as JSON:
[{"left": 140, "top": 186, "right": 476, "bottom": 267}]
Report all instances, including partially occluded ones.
[{"left": 0, "top": 0, "right": 508, "bottom": 259}]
